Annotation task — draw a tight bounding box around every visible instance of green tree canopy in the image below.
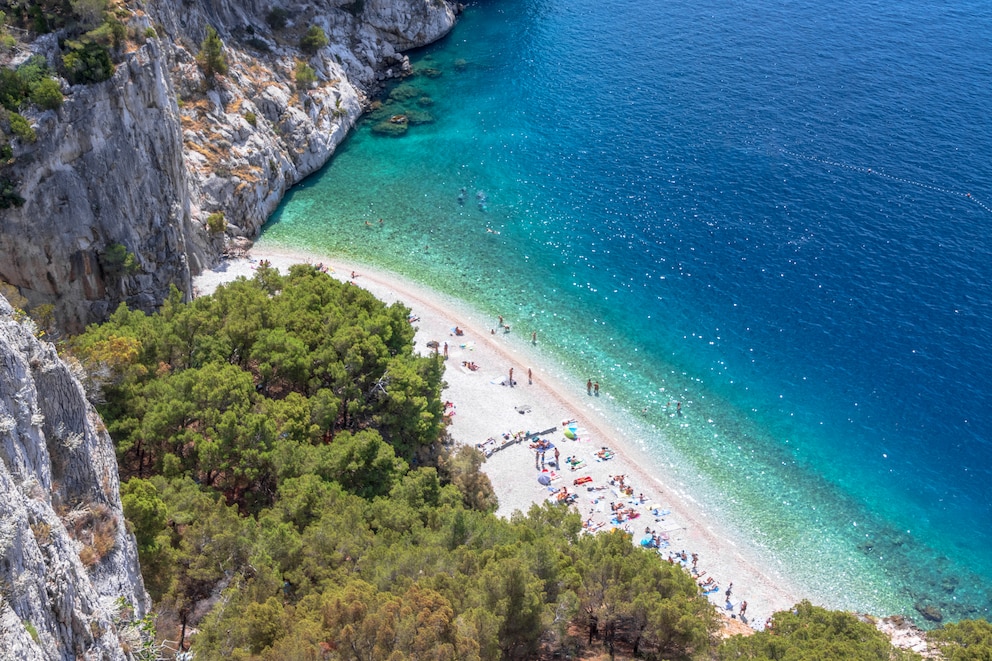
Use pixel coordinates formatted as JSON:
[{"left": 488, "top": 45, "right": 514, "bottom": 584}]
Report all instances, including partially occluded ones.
[
  {"left": 299, "top": 24, "right": 328, "bottom": 54},
  {"left": 198, "top": 25, "right": 227, "bottom": 78}
]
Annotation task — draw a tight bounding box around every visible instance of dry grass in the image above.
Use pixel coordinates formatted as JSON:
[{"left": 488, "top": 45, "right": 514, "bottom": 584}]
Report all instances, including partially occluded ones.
[
  {"left": 30, "top": 521, "right": 51, "bottom": 547},
  {"left": 66, "top": 503, "right": 119, "bottom": 567}
]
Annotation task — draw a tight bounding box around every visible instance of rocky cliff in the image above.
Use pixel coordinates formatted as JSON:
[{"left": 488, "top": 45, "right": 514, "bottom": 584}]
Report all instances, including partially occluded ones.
[
  {"left": 0, "top": 0, "right": 457, "bottom": 332},
  {"left": 0, "top": 295, "right": 149, "bottom": 660}
]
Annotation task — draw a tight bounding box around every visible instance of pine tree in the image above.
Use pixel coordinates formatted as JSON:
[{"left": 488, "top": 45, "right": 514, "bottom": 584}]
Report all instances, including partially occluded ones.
[{"left": 198, "top": 26, "right": 227, "bottom": 79}]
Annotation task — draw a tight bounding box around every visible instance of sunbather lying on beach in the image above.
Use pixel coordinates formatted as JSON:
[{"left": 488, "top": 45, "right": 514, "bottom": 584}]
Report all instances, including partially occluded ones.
[{"left": 462, "top": 360, "right": 480, "bottom": 371}]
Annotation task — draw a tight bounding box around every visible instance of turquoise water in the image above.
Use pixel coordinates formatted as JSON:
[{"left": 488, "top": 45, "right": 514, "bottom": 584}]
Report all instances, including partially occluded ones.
[{"left": 261, "top": 0, "right": 992, "bottom": 623}]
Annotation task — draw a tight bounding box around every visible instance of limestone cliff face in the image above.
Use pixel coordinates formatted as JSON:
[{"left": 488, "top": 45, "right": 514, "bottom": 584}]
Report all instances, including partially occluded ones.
[
  {"left": 0, "top": 0, "right": 457, "bottom": 331},
  {"left": 0, "top": 296, "right": 149, "bottom": 660},
  {"left": 0, "top": 37, "right": 200, "bottom": 333}
]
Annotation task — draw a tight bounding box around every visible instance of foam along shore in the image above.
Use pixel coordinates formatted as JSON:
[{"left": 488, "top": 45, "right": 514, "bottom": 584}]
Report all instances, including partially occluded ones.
[{"left": 193, "top": 245, "right": 807, "bottom": 630}]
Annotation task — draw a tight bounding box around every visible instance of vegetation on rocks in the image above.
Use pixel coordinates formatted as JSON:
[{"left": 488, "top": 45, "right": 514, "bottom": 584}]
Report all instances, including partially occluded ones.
[
  {"left": 69, "top": 264, "right": 992, "bottom": 659},
  {"left": 198, "top": 25, "right": 227, "bottom": 79},
  {"left": 300, "top": 24, "right": 329, "bottom": 55},
  {"left": 294, "top": 60, "right": 316, "bottom": 90}
]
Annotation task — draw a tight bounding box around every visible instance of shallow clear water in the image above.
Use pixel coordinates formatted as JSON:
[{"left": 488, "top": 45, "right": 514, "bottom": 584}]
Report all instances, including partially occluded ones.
[{"left": 261, "top": 0, "right": 992, "bottom": 622}]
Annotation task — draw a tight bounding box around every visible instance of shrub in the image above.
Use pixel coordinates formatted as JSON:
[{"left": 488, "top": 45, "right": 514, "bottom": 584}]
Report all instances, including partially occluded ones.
[
  {"left": 62, "top": 41, "right": 114, "bottom": 84},
  {"left": 8, "top": 112, "right": 35, "bottom": 142},
  {"left": 144, "top": 26, "right": 156, "bottom": 39},
  {"left": 101, "top": 243, "right": 140, "bottom": 276},
  {"left": 0, "top": 68, "right": 25, "bottom": 111},
  {"left": 0, "top": 178, "right": 23, "bottom": 208},
  {"left": 244, "top": 36, "right": 270, "bottom": 52},
  {"left": 299, "top": 24, "right": 327, "bottom": 55},
  {"left": 70, "top": 0, "right": 108, "bottom": 29},
  {"left": 244, "top": 110, "right": 256, "bottom": 126},
  {"left": 341, "top": 0, "right": 364, "bottom": 17},
  {"left": 198, "top": 25, "right": 227, "bottom": 79},
  {"left": 16, "top": 55, "right": 48, "bottom": 87},
  {"left": 266, "top": 7, "right": 289, "bottom": 30},
  {"left": 206, "top": 211, "right": 226, "bottom": 233},
  {"left": 30, "top": 78, "right": 62, "bottom": 110},
  {"left": 294, "top": 60, "right": 316, "bottom": 90}
]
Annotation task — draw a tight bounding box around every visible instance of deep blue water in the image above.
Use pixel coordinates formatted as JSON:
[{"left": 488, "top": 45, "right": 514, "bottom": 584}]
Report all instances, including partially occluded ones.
[{"left": 260, "top": 0, "right": 992, "bottom": 622}]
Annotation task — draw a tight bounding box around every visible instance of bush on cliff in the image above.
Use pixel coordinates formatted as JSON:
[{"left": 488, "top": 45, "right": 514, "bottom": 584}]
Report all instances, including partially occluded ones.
[
  {"left": 299, "top": 24, "right": 328, "bottom": 55},
  {"left": 30, "top": 77, "right": 63, "bottom": 110},
  {"left": 294, "top": 60, "right": 316, "bottom": 90},
  {"left": 0, "top": 56, "right": 62, "bottom": 111},
  {"left": 6, "top": 111, "right": 35, "bottom": 142},
  {"left": 61, "top": 40, "right": 114, "bottom": 84},
  {"left": 197, "top": 25, "right": 227, "bottom": 79}
]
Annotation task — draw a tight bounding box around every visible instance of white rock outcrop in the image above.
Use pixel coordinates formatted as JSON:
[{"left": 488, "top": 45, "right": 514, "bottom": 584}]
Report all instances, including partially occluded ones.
[
  {"left": 0, "top": 296, "right": 149, "bottom": 660},
  {"left": 0, "top": 0, "right": 458, "bottom": 331}
]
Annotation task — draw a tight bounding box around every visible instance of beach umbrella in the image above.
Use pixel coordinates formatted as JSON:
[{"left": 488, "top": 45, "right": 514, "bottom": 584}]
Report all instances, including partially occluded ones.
[{"left": 538, "top": 474, "right": 552, "bottom": 486}]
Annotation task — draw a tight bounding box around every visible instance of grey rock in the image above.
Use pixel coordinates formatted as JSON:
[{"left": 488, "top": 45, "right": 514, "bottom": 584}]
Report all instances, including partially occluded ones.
[
  {"left": 0, "top": 0, "right": 457, "bottom": 332},
  {"left": 0, "top": 296, "right": 149, "bottom": 660}
]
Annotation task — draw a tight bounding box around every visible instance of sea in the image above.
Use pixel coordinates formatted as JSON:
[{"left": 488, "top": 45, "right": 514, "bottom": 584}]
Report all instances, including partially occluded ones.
[{"left": 258, "top": 0, "right": 992, "bottom": 624}]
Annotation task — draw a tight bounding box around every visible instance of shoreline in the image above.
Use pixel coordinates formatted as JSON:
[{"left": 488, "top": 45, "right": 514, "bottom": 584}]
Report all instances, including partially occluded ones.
[{"left": 193, "top": 244, "right": 809, "bottom": 629}]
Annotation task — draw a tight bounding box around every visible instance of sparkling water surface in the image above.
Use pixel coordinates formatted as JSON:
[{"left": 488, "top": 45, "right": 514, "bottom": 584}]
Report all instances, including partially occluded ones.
[{"left": 260, "top": 0, "right": 992, "bottom": 622}]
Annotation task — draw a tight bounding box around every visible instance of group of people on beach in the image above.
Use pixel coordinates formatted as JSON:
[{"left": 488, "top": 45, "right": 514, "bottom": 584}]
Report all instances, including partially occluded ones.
[
  {"left": 531, "top": 437, "right": 558, "bottom": 469},
  {"left": 430, "top": 309, "right": 757, "bottom": 629},
  {"left": 547, "top": 434, "right": 756, "bottom": 625}
]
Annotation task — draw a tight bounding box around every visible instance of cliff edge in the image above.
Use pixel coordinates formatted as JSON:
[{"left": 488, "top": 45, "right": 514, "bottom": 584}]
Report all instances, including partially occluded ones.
[
  {"left": 0, "top": 295, "right": 149, "bottom": 660},
  {"left": 0, "top": 0, "right": 457, "bottom": 331}
]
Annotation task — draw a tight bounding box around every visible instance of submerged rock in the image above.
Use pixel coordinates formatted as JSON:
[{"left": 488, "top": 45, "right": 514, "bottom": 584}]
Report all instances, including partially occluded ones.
[
  {"left": 914, "top": 602, "right": 943, "bottom": 623},
  {"left": 417, "top": 66, "right": 443, "bottom": 78},
  {"left": 405, "top": 109, "right": 435, "bottom": 125},
  {"left": 388, "top": 84, "right": 424, "bottom": 101},
  {"left": 371, "top": 120, "right": 409, "bottom": 136}
]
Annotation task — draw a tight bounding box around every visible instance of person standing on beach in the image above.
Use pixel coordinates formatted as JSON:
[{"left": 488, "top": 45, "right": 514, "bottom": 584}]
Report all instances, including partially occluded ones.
[
  {"left": 740, "top": 601, "right": 748, "bottom": 617},
  {"left": 443, "top": 342, "right": 448, "bottom": 359},
  {"left": 594, "top": 381, "right": 600, "bottom": 396},
  {"left": 528, "top": 367, "right": 533, "bottom": 385},
  {"left": 587, "top": 379, "right": 593, "bottom": 395},
  {"left": 554, "top": 447, "right": 560, "bottom": 467},
  {"left": 532, "top": 331, "right": 537, "bottom": 344},
  {"left": 725, "top": 583, "right": 733, "bottom": 600},
  {"left": 509, "top": 367, "right": 514, "bottom": 386}
]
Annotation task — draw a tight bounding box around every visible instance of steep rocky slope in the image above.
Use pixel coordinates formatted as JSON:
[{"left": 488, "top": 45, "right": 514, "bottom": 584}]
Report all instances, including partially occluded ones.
[
  {"left": 0, "top": 295, "right": 149, "bottom": 660},
  {"left": 0, "top": 0, "right": 457, "bottom": 331}
]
